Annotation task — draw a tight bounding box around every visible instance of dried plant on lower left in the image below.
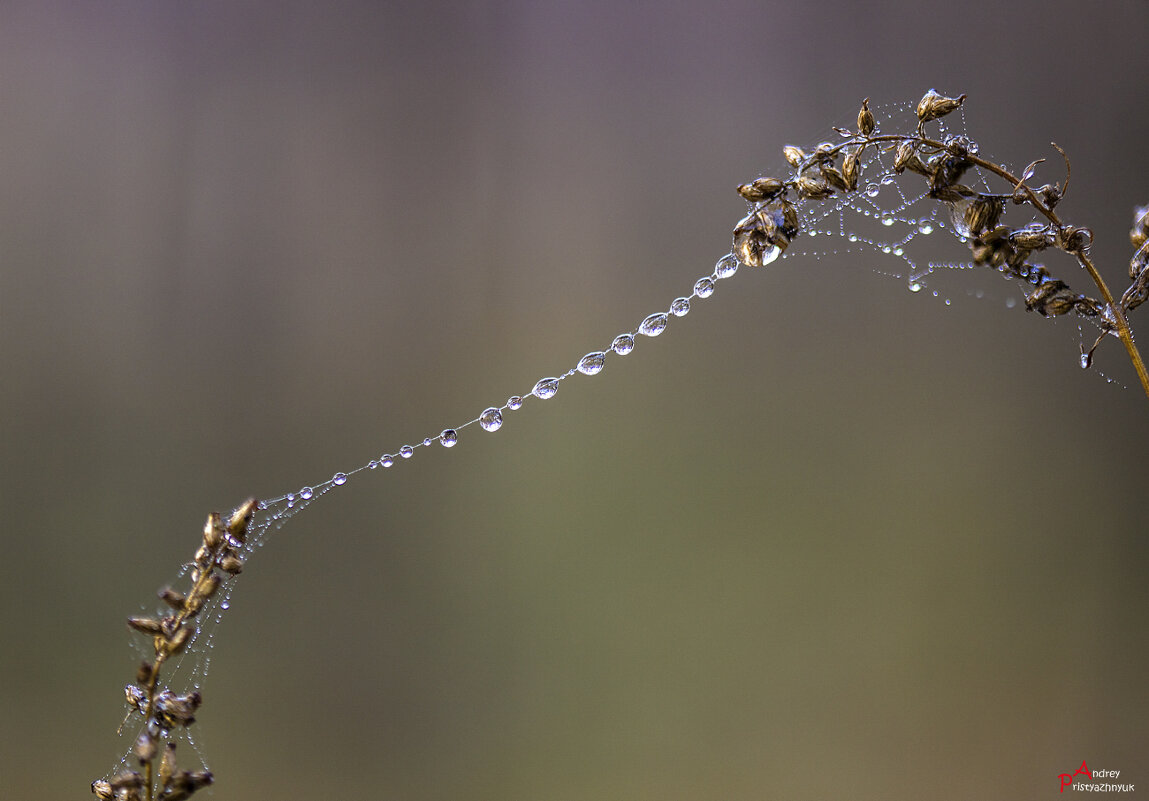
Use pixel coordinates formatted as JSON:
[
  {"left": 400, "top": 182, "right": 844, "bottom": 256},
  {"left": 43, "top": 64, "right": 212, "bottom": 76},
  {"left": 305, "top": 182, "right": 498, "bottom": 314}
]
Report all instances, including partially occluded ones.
[{"left": 92, "top": 498, "right": 256, "bottom": 801}]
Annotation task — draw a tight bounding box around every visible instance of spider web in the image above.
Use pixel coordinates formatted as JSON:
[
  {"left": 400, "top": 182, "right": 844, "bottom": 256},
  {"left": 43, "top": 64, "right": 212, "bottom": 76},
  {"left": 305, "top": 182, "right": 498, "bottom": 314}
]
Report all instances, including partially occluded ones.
[{"left": 102, "top": 96, "right": 1132, "bottom": 787}]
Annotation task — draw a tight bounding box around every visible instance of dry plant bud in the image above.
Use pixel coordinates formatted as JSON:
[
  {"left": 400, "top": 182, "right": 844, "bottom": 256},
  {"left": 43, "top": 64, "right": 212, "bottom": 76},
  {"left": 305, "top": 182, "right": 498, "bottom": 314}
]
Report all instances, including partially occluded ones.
[
  {"left": 963, "top": 195, "right": 1004, "bottom": 237},
  {"left": 782, "top": 145, "right": 805, "bottom": 168},
  {"left": 842, "top": 150, "right": 860, "bottom": 189},
  {"left": 820, "top": 164, "right": 850, "bottom": 192},
  {"left": 1026, "top": 280, "right": 1079, "bottom": 316},
  {"left": 1059, "top": 225, "right": 1093, "bottom": 252},
  {"left": 916, "top": 88, "right": 966, "bottom": 123},
  {"left": 1129, "top": 204, "right": 1149, "bottom": 250},
  {"left": 154, "top": 690, "right": 202, "bottom": 728},
  {"left": 127, "top": 616, "right": 164, "bottom": 636},
  {"left": 91, "top": 779, "right": 115, "bottom": 799},
  {"left": 125, "top": 684, "right": 147, "bottom": 712},
  {"left": 1010, "top": 223, "right": 1055, "bottom": 250},
  {"left": 136, "top": 660, "right": 154, "bottom": 685},
  {"left": 159, "top": 743, "right": 178, "bottom": 789},
  {"left": 857, "top": 97, "right": 875, "bottom": 135},
  {"left": 795, "top": 174, "right": 833, "bottom": 199},
  {"left": 159, "top": 587, "right": 187, "bottom": 610},
  {"left": 736, "top": 176, "right": 785, "bottom": 201},
  {"left": 202, "top": 512, "right": 224, "bottom": 549},
  {"left": 109, "top": 771, "right": 144, "bottom": 791},
  {"left": 134, "top": 730, "right": 157, "bottom": 763},
  {"left": 193, "top": 544, "right": 212, "bottom": 570},
  {"left": 226, "top": 498, "right": 258, "bottom": 542},
  {"left": 167, "top": 624, "right": 192, "bottom": 655},
  {"left": 219, "top": 553, "right": 244, "bottom": 574},
  {"left": 1037, "top": 183, "right": 1063, "bottom": 209}
]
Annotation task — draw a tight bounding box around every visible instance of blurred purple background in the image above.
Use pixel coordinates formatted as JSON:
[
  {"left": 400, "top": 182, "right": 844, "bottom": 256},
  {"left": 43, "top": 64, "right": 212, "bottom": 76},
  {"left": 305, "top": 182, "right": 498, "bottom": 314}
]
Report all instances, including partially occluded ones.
[{"left": 2, "top": 1, "right": 1147, "bottom": 798}]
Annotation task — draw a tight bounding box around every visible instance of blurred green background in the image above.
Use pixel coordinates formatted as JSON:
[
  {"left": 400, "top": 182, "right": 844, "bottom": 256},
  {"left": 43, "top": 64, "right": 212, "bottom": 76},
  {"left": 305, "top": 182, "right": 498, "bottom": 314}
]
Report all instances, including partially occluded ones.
[{"left": 2, "top": 1, "right": 1147, "bottom": 798}]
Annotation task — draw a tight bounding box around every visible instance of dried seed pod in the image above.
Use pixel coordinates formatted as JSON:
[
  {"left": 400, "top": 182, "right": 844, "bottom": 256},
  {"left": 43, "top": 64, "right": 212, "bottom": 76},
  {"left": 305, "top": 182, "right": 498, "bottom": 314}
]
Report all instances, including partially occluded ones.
[
  {"left": 108, "top": 770, "right": 144, "bottom": 791},
  {"left": 167, "top": 624, "right": 192, "bottom": 655},
  {"left": 125, "top": 684, "right": 148, "bottom": 712},
  {"left": 91, "top": 779, "right": 115, "bottom": 799},
  {"left": 893, "top": 140, "right": 916, "bottom": 173},
  {"left": 732, "top": 207, "right": 792, "bottom": 267},
  {"left": 202, "top": 512, "right": 224, "bottom": 549},
  {"left": 931, "top": 185, "right": 973, "bottom": 203},
  {"left": 219, "top": 553, "right": 244, "bottom": 575},
  {"left": 1037, "top": 183, "right": 1063, "bottom": 209},
  {"left": 820, "top": 164, "right": 850, "bottom": 192},
  {"left": 916, "top": 88, "right": 966, "bottom": 124},
  {"left": 736, "top": 176, "right": 785, "bottom": 202},
  {"left": 1131, "top": 204, "right": 1149, "bottom": 248},
  {"left": 1130, "top": 242, "right": 1149, "bottom": 280},
  {"left": 193, "top": 544, "right": 213, "bottom": 569},
  {"left": 963, "top": 195, "right": 1004, "bottom": 237},
  {"left": 795, "top": 174, "right": 833, "bottom": 199},
  {"left": 1026, "top": 279, "right": 1079, "bottom": 316},
  {"left": 136, "top": 660, "right": 154, "bottom": 685},
  {"left": 857, "top": 97, "right": 875, "bottom": 136},
  {"left": 1121, "top": 270, "right": 1149, "bottom": 312},
  {"left": 154, "top": 690, "right": 202, "bottom": 728},
  {"left": 978, "top": 225, "right": 1011, "bottom": 246},
  {"left": 782, "top": 145, "right": 805, "bottom": 168},
  {"left": 159, "top": 743, "right": 178, "bottom": 789},
  {"left": 1059, "top": 226, "right": 1093, "bottom": 252},
  {"left": 134, "top": 729, "right": 157, "bottom": 763},
  {"left": 842, "top": 150, "right": 860, "bottom": 190},
  {"left": 127, "top": 616, "right": 164, "bottom": 636},
  {"left": 1010, "top": 223, "right": 1055, "bottom": 250},
  {"left": 226, "top": 498, "right": 258, "bottom": 542},
  {"left": 159, "top": 587, "right": 187, "bottom": 610}
]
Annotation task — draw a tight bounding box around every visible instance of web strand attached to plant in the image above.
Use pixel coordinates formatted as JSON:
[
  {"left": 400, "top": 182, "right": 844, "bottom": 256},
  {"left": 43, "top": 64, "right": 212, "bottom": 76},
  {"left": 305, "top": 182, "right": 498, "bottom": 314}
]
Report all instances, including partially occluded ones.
[{"left": 102, "top": 95, "right": 1139, "bottom": 794}]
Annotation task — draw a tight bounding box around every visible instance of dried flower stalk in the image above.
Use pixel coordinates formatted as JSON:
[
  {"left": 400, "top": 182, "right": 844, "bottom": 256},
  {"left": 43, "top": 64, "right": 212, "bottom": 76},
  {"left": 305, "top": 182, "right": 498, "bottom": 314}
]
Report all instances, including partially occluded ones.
[
  {"left": 93, "top": 499, "right": 256, "bottom": 801},
  {"left": 734, "top": 90, "right": 1149, "bottom": 399}
]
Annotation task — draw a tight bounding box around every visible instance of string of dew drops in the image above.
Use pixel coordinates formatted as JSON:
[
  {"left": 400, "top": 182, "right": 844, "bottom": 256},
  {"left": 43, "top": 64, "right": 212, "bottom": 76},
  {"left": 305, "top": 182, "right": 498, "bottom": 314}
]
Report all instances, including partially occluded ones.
[{"left": 255, "top": 246, "right": 782, "bottom": 520}]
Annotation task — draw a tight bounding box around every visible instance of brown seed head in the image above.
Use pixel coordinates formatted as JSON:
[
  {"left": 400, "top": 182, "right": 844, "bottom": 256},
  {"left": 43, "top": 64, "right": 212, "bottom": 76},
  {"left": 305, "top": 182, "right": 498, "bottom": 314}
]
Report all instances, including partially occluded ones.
[
  {"left": 1010, "top": 223, "right": 1055, "bottom": 250},
  {"left": 916, "top": 89, "right": 966, "bottom": 124},
  {"left": 963, "top": 195, "right": 1004, "bottom": 237},
  {"left": 842, "top": 150, "right": 860, "bottom": 190},
  {"left": 202, "top": 512, "right": 224, "bottom": 549},
  {"left": 820, "top": 164, "right": 850, "bottom": 192},
  {"left": 226, "top": 498, "right": 257, "bottom": 542},
  {"left": 795, "top": 174, "right": 833, "bottom": 199},
  {"left": 857, "top": 97, "right": 875, "bottom": 136},
  {"left": 782, "top": 145, "right": 805, "bottom": 168},
  {"left": 1059, "top": 225, "right": 1093, "bottom": 252},
  {"left": 736, "top": 176, "right": 785, "bottom": 202},
  {"left": 91, "top": 780, "right": 115, "bottom": 799},
  {"left": 127, "top": 616, "right": 164, "bottom": 636},
  {"left": 1130, "top": 204, "right": 1149, "bottom": 248}
]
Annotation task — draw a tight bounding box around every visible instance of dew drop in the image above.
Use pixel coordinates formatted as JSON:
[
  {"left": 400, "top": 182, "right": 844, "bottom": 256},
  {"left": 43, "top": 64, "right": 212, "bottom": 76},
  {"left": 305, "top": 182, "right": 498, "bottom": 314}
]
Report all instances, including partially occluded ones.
[
  {"left": 918, "top": 221, "right": 934, "bottom": 235},
  {"left": 848, "top": 233, "right": 858, "bottom": 243},
  {"left": 881, "top": 214, "right": 895, "bottom": 227},
  {"left": 864, "top": 183, "right": 880, "bottom": 198},
  {"left": 479, "top": 407, "right": 503, "bottom": 432},
  {"left": 532, "top": 377, "right": 560, "bottom": 399},
  {"left": 507, "top": 396, "right": 523, "bottom": 410},
  {"left": 714, "top": 254, "right": 739, "bottom": 279},
  {"left": 894, "top": 247, "right": 904, "bottom": 256},
  {"left": 381, "top": 454, "right": 394, "bottom": 467},
  {"left": 257, "top": 500, "right": 268, "bottom": 511},
  {"left": 612, "top": 334, "right": 635, "bottom": 355},
  {"left": 694, "top": 277, "right": 715, "bottom": 298},
  {"left": 300, "top": 486, "right": 314, "bottom": 500},
  {"left": 577, "top": 352, "right": 606, "bottom": 376},
  {"left": 638, "top": 313, "right": 668, "bottom": 336},
  {"left": 670, "top": 297, "right": 690, "bottom": 317},
  {"left": 333, "top": 472, "right": 348, "bottom": 486},
  {"left": 1080, "top": 351, "right": 1092, "bottom": 369},
  {"left": 882, "top": 245, "right": 891, "bottom": 254},
  {"left": 220, "top": 601, "right": 230, "bottom": 611},
  {"left": 286, "top": 493, "right": 296, "bottom": 508},
  {"left": 1006, "top": 297, "right": 1017, "bottom": 309},
  {"left": 400, "top": 446, "right": 413, "bottom": 459},
  {"left": 880, "top": 175, "right": 896, "bottom": 186},
  {"left": 909, "top": 282, "right": 923, "bottom": 293},
  {"left": 439, "top": 429, "right": 458, "bottom": 447},
  {"left": 423, "top": 437, "right": 433, "bottom": 447},
  {"left": 368, "top": 460, "right": 379, "bottom": 469}
]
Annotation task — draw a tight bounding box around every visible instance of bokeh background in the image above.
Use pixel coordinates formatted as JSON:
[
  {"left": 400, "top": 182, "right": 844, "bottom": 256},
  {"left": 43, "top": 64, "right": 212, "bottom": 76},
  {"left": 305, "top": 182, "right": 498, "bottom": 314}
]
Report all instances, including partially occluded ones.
[{"left": 2, "top": 1, "right": 1147, "bottom": 798}]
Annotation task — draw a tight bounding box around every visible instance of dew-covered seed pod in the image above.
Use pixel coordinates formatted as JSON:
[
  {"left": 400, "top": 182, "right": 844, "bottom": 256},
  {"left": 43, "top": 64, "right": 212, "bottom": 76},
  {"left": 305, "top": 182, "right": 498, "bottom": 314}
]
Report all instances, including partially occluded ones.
[{"left": 916, "top": 89, "right": 966, "bottom": 123}]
